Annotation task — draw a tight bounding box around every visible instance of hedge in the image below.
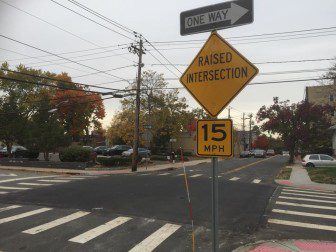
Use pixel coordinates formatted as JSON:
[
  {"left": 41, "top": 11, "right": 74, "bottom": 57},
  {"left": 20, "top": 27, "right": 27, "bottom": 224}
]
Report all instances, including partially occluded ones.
[
  {"left": 150, "top": 155, "right": 168, "bottom": 161},
  {"left": 59, "top": 146, "right": 92, "bottom": 162},
  {"left": 97, "top": 156, "right": 139, "bottom": 166}
]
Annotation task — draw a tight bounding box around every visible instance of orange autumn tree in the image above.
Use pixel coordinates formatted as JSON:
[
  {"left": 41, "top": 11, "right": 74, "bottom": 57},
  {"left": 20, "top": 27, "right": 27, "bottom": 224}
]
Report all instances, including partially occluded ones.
[{"left": 52, "top": 73, "right": 105, "bottom": 141}]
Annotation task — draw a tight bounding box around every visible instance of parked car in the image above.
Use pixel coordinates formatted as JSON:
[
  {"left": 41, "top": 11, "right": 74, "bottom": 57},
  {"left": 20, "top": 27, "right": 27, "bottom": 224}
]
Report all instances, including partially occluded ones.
[
  {"left": 0, "top": 146, "right": 28, "bottom": 158},
  {"left": 94, "top": 146, "right": 109, "bottom": 155},
  {"left": 107, "top": 145, "right": 132, "bottom": 156},
  {"left": 282, "top": 151, "right": 290, "bottom": 156},
  {"left": 82, "top": 146, "right": 94, "bottom": 151},
  {"left": 254, "top": 149, "right": 266, "bottom": 158},
  {"left": 302, "top": 154, "right": 336, "bottom": 168},
  {"left": 122, "top": 148, "right": 151, "bottom": 158},
  {"left": 266, "top": 149, "right": 275, "bottom": 156},
  {"left": 240, "top": 151, "right": 251, "bottom": 158}
]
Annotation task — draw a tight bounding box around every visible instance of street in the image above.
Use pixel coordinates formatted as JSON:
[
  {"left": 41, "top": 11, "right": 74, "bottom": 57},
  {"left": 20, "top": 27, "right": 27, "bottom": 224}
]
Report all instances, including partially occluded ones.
[{"left": 0, "top": 156, "right": 290, "bottom": 251}]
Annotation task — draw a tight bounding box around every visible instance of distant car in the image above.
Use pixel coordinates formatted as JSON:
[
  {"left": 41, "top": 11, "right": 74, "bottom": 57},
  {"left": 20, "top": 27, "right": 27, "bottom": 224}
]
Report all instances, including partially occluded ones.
[
  {"left": 82, "top": 146, "right": 94, "bottom": 151},
  {"left": 107, "top": 145, "right": 132, "bottom": 156},
  {"left": 302, "top": 154, "right": 336, "bottom": 168},
  {"left": 266, "top": 149, "right": 275, "bottom": 156},
  {"left": 240, "top": 151, "right": 251, "bottom": 158},
  {"left": 122, "top": 148, "right": 151, "bottom": 158},
  {"left": 254, "top": 149, "right": 266, "bottom": 158},
  {"left": 282, "top": 151, "right": 290, "bottom": 156},
  {"left": 0, "top": 146, "right": 28, "bottom": 158},
  {"left": 94, "top": 146, "right": 109, "bottom": 155}
]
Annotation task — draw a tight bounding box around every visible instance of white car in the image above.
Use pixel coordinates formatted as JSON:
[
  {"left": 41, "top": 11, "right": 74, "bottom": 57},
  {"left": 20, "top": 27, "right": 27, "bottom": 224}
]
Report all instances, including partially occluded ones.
[{"left": 302, "top": 154, "right": 336, "bottom": 168}]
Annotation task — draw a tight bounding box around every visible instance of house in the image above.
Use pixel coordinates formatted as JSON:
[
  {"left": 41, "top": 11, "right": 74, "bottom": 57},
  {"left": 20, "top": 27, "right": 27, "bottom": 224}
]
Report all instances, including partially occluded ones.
[{"left": 306, "top": 80, "right": 336, "bottom": 155}]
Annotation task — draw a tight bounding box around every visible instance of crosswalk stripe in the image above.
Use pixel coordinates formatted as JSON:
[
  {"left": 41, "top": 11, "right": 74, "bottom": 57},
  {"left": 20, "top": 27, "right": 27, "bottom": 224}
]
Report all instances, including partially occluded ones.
[
  {"left": 252, "top": 179, "right": 261, "bottom": 184},
  {"left": 282, "top": 188, "right": 336, "bottom": 196},
  {"left": 229, "top": 177, "right": 240, "bottom": 181},
  {"left": 0, "top": 208, "right": 52, "bottom": 224},
  {"left": 190, "top": 174, "right": 202, "bottom": 178},
  {"left": 69, "top": 216, "right": 132, "bottom": 244},
  {"left": 18, "top": 183, "right": 52, "bottom": 186},
  {"left": 0, "top": 186, "right": 30, "bottom": 190},
  {"left": 276, "top": 201, "right": 336, "bottom": 210},
  {"left": 140, "top": 174, "right": 150, "bottom": 176},
  {"left": 61, "top": 177, "right": 85, "bottom": 180},
  {"left": 272, "top": 209, "right": 336, "bottom": 219},
  {"left": 158, "top": 173, "right": 170, "bottom": 176},
  {"left": 282, "top": 187, "right": 333, "bottom": 193},
  {"left": 38, "top": 180, "right": 70, "bottom": 183},
  {"left": 281, "top": 192, "right": 336, "bottom": 199},
  {"left": 176, "top": 174, "right": 184, "bottom": 176},
  {"left": 23, "top": 211, "right": 90, "bottom": 234},
  {"left": 0, "top": 191, "right": 8, "bottom": 194},
  {"left": 0, "top": 205, "right": 21, "bottom": 212},
  {"left": 268, "top": 218, "right": 336, "bottom": 231},
  {"left": 0, "top": 175, "right": 55, "bottom": 184},
  {"left": 279, "top": 196, "right": 336, "bottom": 204},
  {"left": 129, "top": 223, "right": 181, "bottom": 252}
]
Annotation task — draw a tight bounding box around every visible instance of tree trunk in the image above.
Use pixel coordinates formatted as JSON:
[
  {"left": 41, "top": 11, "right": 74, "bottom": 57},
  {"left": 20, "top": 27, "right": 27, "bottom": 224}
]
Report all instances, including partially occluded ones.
[
  {"left": 6, "top": 142, "right": 12, "bottom": 158},
  {"left": 289, "top": 149, "right": 295, "bottom": 164}
]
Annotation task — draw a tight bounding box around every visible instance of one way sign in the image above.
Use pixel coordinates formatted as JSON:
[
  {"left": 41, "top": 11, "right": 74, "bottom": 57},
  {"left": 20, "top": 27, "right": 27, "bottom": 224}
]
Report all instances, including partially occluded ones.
[{"left": 180, "top": 0, "right": 254, "bottom": 36}]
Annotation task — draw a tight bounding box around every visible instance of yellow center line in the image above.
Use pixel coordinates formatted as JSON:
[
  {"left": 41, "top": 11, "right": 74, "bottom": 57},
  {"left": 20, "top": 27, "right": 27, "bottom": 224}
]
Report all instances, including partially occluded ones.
[{"left": 222, "top": 156, "right": 277, "bottom": 175}]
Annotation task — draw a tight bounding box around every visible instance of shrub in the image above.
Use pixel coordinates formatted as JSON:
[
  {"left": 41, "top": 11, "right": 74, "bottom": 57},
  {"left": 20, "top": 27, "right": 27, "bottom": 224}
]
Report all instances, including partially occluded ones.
[
  {"left": 183, "top": 151, "right": 193, "bottom": 157},
  {"left": 150, "top": 155, "right": 168, "bottom": 161},
  {"left": 59, "top": 146, "right": 92, "bottom": 162},
  {"left": 97, "top": 156, "right": 134, "bottom": 166},
  {"left": 26, "top": 150, "right": 40, "bottom": 160}
]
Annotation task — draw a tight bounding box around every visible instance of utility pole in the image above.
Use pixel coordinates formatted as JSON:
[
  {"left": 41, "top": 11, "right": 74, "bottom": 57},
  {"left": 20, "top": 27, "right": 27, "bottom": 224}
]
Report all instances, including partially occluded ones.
[
  {"left": 242, "top": 113, "right": 246, "bottom": 151},
  {"left": 248, "top": 113, "right": 253, "bottom": 150},
  {"left": 227, "top": 106, "right": 231, "bottom": 119},
  {"left": 129, "top": 35, "right": 144, "bottom": 172}
]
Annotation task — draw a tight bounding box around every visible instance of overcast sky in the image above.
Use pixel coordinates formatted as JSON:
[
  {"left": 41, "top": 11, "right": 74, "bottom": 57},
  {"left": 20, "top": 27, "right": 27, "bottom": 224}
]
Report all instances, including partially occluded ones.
[{"left": 0, "top": 0, "right": 335, "bottom": 129}]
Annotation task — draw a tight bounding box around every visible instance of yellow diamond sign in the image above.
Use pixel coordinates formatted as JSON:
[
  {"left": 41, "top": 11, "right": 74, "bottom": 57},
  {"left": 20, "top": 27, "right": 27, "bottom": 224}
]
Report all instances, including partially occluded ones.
[{"left": 180, "top": 32, "right": 258, "bottom": 117}]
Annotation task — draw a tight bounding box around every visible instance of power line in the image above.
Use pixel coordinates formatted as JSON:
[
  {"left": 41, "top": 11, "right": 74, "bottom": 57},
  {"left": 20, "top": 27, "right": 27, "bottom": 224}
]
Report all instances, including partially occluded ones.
[
  {"left": 0, "top": 0, "right": 135, "bottom": 64},
  {"left": 50, "top": 0, "right": 135, "bottom": 41},
  {"left": 72, "top": 65, "right": 135, "bottom": 79},
  {"left": 150, "top": 26, "right": 336, "bottom": 44},
  {"left": 0, "top": 68, "right": 127, "bottom": 92},
  {"left": 0, "top": 34, "right": 130, "bottom": 83}
]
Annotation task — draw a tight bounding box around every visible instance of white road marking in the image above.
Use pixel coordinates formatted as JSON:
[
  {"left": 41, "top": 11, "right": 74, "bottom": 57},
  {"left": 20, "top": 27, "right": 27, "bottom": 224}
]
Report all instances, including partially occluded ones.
[
  {"left": 282, "top": 187, "right": 333, "bottom": 193},
  {"left": 23, "top": 211, "right": 90, "bottom": 234},
  {"left": 272, "top": 209, "right": 336, "bottom": 220},
  {"left": 0, "top": 205, "right": 21, "bottom": 212},
  {"left": 0, "top": 175, "right": 55, "bottom": 184},
  {"left": 276, "top": 201, "right": 336, "bottom": 210},
  {"left": 0, "top": 208, "right": 52, "bottom": 224},
  {"left": 281, "top": 192, "right": 336, "bottom": 199},
  {"left": 252, "top": 179, "right": 261, "bottom": 184},
  {"left": 158, "top": 173, "right": 170, "bottom": 176},
  {"left": 268, "top": 219, "right": 336, "bottom": 231},
  {"left": 190, "top": 174, "right": 202, "bottom": 178},
  {"left": 279, "top": 196, "right": 336, "bottom": 204},
  {"left": 282, "top": 188, "right": 336, "bottom": 196},
  {"left": 18, "top": 183, "right": 52, "bottom": 186},
  {"left": 0, "top": 173, "right": 17, "bottom": 177},
  {"left": 176, "top": 174, "right": 184, "bottom": 177},
  {"left": 229, "top": 177, "right": 240, "bottom": 181},
  {"left": 61, "top": 177, "right": 85, "bottom": 180},
  {"left": 69, "top": 216, "right": 132, "bottom": 244},
  {"left": 38, "top": 180, "right": 70, "bottom": 183},
  {"left": 218, "top": 175, "right": 222, "bottom": 178},
  {"left": 129, "top": 223, "right": 181, "bottom": 252},
  {"left": 140, "top": 174, "right": 150, "bottom": 176},
  {"left": 0, "top": 186, "right": 30, "bottom": 190},
  {"left": 0, "top": 191, "right": 8, "bottom": 194}
]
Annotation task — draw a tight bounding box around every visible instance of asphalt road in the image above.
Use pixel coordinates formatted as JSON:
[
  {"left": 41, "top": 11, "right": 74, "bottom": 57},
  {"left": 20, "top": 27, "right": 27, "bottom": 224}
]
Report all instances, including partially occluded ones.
[{"left": 0, "top": 156, "right": 291, "bottom": 251}]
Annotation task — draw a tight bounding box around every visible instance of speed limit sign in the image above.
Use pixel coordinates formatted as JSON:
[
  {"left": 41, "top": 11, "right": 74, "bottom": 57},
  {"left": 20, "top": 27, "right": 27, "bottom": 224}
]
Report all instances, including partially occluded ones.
[{"left": 197, "top": 119, "right": 233, "bottom": 157}]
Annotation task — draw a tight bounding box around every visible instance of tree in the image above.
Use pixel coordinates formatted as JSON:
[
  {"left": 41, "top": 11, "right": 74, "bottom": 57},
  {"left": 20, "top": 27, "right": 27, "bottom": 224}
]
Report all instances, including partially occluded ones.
[
  {"left": 252, "top": 135, "right": 269, "bottom": 149},
  {"left": 257, "top": 97, "right": 333, "bottom": 163}
]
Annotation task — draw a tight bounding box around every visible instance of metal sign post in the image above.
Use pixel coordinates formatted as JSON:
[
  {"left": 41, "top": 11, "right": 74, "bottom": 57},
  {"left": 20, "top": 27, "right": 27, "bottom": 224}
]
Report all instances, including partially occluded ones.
[{"left": 211, "top": 156, "right": 219, "bottom": 251}]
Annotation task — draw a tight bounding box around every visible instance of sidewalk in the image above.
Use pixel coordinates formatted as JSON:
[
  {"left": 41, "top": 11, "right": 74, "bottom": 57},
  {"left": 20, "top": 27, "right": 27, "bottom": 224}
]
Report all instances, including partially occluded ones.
[
  {"left": 234, "top": 239, "right": 336, "bottom": 252},
  {"left": 276, "top": 163, "right": 336, "bottom": 191},
  {"left": 0, "top": 158, "right": 211, "bottom": 175}
]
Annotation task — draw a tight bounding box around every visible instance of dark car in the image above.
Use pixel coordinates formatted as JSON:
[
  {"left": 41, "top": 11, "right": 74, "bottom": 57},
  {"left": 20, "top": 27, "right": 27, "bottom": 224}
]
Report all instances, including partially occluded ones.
[
  {"left": 122, "top": 148, "right": 151, "bottom": 158},
  {"left": 240, "top": 151, "right": 251, "bottom": 158},
  {"left": 107, "top": 145, "right": 132, "bottom": 156},
  {"left": 94, "top": 146, "right": 109, "bottom": 155}
]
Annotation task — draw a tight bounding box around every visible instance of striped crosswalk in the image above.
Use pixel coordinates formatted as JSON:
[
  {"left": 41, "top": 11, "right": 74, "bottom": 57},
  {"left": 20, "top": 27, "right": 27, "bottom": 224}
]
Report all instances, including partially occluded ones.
[
  {"left": 0, "top": 203, "right": 185, "bottom": 251},
  {"left": 268, "top": 187, "right": 336, "bottom": 233}
]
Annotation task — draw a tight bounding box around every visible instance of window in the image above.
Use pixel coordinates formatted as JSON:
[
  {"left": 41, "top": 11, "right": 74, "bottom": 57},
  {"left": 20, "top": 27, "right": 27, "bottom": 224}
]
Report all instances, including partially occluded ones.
[
  {"left": 330, "top": 94, "right": 334, "bottom": 102},
  {"left": 309, "top": 154, "right": 319, "bottom": 160},
  {"left": 320, "top": 155, "right": 333, "bottom": 161}
]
